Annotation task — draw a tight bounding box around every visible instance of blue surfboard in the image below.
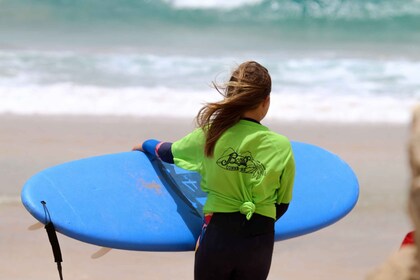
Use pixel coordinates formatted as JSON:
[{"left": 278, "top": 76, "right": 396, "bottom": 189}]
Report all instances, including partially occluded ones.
[{"left": 21, "top": 142, "right": 359, "bottom": 251}]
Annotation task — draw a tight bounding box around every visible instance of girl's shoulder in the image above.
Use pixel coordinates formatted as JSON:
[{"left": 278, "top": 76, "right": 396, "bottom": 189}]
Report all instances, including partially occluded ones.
[{"left": 259, "top": 130, "right": 291, "bottom": 147}]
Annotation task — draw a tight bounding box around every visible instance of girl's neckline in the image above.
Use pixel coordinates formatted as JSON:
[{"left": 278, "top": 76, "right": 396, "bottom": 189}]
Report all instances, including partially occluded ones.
[{"left": 241, "top": 117, "right": 261, "bottom": 125}]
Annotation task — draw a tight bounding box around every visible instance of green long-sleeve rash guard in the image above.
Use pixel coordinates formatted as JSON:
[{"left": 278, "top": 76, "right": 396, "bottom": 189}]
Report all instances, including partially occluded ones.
[{"left": 171, "top": 119, "right": 295, "bottom": 220}]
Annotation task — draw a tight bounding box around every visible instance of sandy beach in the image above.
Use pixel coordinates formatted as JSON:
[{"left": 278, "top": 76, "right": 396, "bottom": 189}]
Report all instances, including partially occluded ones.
[{"left": 0, "top": 114, "right": 412, "bottom": 280}]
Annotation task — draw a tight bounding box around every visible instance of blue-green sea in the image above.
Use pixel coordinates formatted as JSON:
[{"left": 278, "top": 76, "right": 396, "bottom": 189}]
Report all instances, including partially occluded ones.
[{"left": 0, "top": 0, "right": 419, "bottom": 123}]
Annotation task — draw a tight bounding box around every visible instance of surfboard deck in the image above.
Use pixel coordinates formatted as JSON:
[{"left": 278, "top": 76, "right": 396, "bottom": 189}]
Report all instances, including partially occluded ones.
[{"left": 21, "top": 141, "right": 359, "bottom": 251}]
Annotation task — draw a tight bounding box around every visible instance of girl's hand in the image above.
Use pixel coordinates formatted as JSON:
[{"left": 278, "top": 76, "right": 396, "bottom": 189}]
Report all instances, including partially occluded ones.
[{"left": 132, "top": 143, "right": 143, "bottom": 151}]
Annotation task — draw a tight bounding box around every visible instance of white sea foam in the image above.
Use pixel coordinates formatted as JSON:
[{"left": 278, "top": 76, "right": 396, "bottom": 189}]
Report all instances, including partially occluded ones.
[
  {"left": 163, "top": 0, "right": 420, "bottom": 20},
  {"left": 1, "top": 84, "right": 416, "bottom": 123},
  {"left": 163, "top": 0, "right": 263, "bottom": 9}
]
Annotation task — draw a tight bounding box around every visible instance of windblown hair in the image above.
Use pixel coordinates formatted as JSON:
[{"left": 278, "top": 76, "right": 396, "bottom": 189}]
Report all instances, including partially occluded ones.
[{"left": 196, "top": 61, "right": 272, "bottom": 157}]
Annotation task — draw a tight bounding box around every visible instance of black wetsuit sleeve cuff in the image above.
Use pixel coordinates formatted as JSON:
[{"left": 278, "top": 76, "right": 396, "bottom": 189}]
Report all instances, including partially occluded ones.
[
  {"left": 275, "top": 203, "right": 289, "bottom": 220},
  {"left": 157, "top": 142, "right": 174, "bottom": 164}
]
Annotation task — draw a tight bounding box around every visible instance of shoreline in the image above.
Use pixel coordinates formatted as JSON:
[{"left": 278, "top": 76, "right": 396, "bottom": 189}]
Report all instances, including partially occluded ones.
[{"left": 0, "top": 114, "right": 412, "bottom": 279}]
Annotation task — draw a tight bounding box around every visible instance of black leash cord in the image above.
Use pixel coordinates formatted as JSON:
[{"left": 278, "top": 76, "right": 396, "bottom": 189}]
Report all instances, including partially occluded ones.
[{"left": 42, "top": 201, "right": 64, "bottom": 280}]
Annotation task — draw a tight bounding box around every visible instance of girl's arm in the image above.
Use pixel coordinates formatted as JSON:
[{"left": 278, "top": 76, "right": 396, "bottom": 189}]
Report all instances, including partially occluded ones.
[{"left": 133, "top": 139, "right": 174, "bottom": 164}]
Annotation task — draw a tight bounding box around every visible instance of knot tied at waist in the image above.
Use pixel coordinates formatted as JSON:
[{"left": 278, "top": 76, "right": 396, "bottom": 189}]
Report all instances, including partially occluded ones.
[{"left": 239, "top": 201, "right": 256, "bottom": 220}]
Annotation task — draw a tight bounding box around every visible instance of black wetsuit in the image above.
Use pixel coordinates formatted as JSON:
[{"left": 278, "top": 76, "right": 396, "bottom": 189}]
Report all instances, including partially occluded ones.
[{"left": 155, "top": 137, "right": 289, "bottom": 280}]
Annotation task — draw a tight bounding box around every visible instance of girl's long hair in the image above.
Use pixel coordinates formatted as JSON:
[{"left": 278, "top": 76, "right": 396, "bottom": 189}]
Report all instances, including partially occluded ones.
[{"left": 196, "top": 61, "right": 272, "bottom": 157}]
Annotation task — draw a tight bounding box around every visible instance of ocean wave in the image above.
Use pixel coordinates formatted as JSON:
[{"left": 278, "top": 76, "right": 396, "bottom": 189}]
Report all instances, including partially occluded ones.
[
  {"left": 2, "top": 0, "right": 419, "bottom": 51},
  {"left": 2, "top": 0, "right": 420, "bottom": 25},
  {"left": 1, "top": 51, "right": 419, "bottom": 98},
  {"left": 168, "top": 0, "right": 420, "bottom": 21},
  {"left": 1, "top": 50, "right": 418, "bottom": 123}
]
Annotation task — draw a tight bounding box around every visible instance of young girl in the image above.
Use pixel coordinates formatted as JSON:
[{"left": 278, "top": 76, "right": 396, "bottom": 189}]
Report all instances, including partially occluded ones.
[{"left": 133, "top": 61, "right": 295, "bottom": 280}]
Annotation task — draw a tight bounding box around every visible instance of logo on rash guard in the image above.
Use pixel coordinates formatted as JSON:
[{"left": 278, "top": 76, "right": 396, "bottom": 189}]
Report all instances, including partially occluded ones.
[{"left": 216, "top": 148, "right": 266, "bottom": 179}]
